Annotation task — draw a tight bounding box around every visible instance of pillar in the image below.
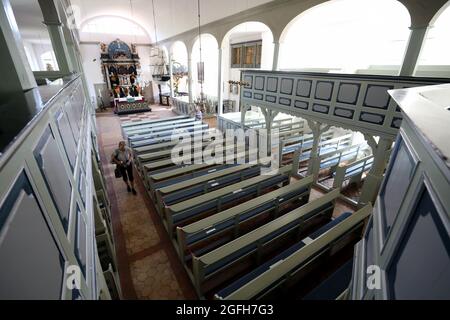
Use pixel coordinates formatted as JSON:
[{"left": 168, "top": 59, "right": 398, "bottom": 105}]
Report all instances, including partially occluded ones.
[
  {"left": 0, "top": 0, "right": 37, "bottom": 93},
  {"left": 168, "top": 53, "right": 174, "bottom": 97},
  {"left": 306, "top": 120, "right": 330, "bottom": 180},
  {"left": 272, "top": 41, "right": 280, "bottom": 71},
  {"left": 38, "top": 0, "right": 74, "bottom": 74},
  {"left": 359, "top": 136, "right": 393, "bottom": 207},
  {"left": 217, "top": 47, "right": 224, "bottom": 115},
  {"left": 399, "top": 26, "right": 429, "bottom": 76},
  {"left": 187, "top": 50, "right": 193, "bottom": 104}
]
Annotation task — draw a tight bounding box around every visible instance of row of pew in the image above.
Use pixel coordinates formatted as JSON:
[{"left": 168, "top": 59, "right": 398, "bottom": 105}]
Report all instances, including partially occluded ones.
[{"left": 121, "top": 115, "right": 373, "bottom": 299}]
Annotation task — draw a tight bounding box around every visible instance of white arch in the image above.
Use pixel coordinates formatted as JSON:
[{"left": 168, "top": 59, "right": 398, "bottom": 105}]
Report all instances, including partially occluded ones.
[
  {"left": 79, "top": 15, "right": 152, "bottom": 43},
  {"left": 415, "top": 1, "right": 450, "bottom": 77},
  {"left": 278, "top": 0, "right": 411, "bottom": 75}
]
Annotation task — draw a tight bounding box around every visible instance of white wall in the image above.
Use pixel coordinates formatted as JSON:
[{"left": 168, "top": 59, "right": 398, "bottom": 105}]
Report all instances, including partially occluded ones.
[{"left": 222, "top": 28, "right": 273, "bottom": 112}]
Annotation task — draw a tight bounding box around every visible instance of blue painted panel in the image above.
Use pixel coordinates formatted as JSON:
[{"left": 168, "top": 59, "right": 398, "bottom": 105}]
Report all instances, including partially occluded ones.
[
  {"left": 296, "top": 79, "right": 312, "bottom": 97},
  {"left": 387, "top": 186, "right": 450, "bottom": 299},
  {"left": 34, "top": 126, "right": 72, "bottom": 233},
  {"left": 380, "top": 138, "right": 415, "bottom": 237},
  {"left": 337, "top": 82, "right": 360, "bottom": 105},
  {"left": 312, "top": 104, "right": 330, "bottom": 114},
  {"left": 363, "top": 85, "right": 393, "bottom": 109},
  {"left": 315, "top": 81, "right": 334, "bottom": 101},
  {"left": 334, "top": 107, "right": 354, "bottom": 119},
  {"left": 0, "top": 171, "right": 65, "bottom": 299},
  {"left": 294, "top": 100, "right": 309, "bottom": 109},
  {"left": 359, "top": 112, "right": 385, "bottom": 125},
  {"left": 280, "top": 78, "right": 294, "bottom": 95}
]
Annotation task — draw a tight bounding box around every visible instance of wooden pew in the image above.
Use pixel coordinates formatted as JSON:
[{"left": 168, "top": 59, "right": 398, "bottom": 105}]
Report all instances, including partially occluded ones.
[
  {"left": 332, "top": 155, "right": 374, "bottom": 189},
  {"left": 146, "top": 149, "right": 260, "bottom": 195},
  {"left": 213, "top": 204, "right": 372, "bottom": 300},
  {"left": 280, "top": 131, "right": 334, "bottom": 161},
  {"left": 130, "top": 124, "right": 210, "bottom": 148},
  {"left": 121, "top": 115, "right": 188, "bottom": 129},
  {"left": 141, "top": 143, "right": 240, "bottom": 183},
  {"left": 125, "top": 120, "right": 201, "bottom": 141},
  {"left": 164, "top": 165, "right": 293, "bottom": 235},
  {"left": 128, "top": 122, "right": 207, "bottom": 143},
  {"left": 191, "top": 188, "right": 341, "bottom": 296},
  {"left": 136, "top": 136, "right": 235, "bottom": 176},
  {"left": 132, "top": 128, "right": 221, "bottom": 156},
  {"left": 123, "top": 117, "right": 197, "bottom": 136},
  {"left": 296, "top": 133, "right": 353, "bottom": 163},
  {"left": 177, "top": 176, "right": 314, "bottom": 263},
  {"left": 155, "top": 163, "right": 262, "bottom": 215}
]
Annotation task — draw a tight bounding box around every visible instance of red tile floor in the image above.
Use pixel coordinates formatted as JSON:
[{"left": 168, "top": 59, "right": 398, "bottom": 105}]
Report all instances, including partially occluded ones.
[{"left": 95, "top": 105, "right": 355, "bottom": 300}]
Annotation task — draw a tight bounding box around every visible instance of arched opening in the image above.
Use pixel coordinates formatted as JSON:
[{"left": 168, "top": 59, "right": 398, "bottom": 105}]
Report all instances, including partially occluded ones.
[
  {"left": 221, "top": 22, "right": 274, "bottom": 113},
  {"left": 278, "top": 0, "right": 411, "bottom": 75},
  {"left": 415, "top": 2, "right": 450, "bottom": 77},
  {"left": 170, "top": 41, "right": 189, "bottom": 97},
  {"left": 191, "top": 34, "right": 219, "bottom": 103}
]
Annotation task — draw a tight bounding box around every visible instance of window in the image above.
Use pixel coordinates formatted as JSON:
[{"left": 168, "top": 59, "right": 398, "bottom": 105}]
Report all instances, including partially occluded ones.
[
  {"left": 230, "top": 40, "right": 262, "bottom": 68},
  {"left": 279, "top": 0, "right": 411, "bottom": 75},
  {"left": 415, "top": 3, "right": 450, "bottom": 77},
  {"left": 40, "top": 51, "right": 59, "bottom": 72}
]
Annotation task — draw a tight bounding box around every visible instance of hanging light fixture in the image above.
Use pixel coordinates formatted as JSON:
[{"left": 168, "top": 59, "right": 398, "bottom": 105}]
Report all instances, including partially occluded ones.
[{"left": 196, "top": 0, "right": 205, "bottom": 105}]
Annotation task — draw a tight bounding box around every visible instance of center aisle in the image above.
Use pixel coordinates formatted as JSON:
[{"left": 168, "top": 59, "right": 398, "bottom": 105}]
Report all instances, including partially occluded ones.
[{"left": 96, "top": 106, "right": 197, "bottom": 299}]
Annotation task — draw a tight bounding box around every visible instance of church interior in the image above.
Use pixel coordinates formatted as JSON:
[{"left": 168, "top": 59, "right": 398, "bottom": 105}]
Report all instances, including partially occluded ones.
[{"left": 0, "top": 0, "right": 449, "bottom": 301}]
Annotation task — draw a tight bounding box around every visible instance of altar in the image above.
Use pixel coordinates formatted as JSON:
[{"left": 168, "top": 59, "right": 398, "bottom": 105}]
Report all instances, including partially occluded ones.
[
  {"left": 100, "top": 39, "right": 151, "bottom": 115},
  {"left": 114, "top": 96, "right": 151, "bottom": 115}
]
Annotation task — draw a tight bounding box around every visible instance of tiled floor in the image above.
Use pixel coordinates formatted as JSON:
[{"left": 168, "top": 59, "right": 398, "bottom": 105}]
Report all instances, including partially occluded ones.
[
  {"left": 95, "top": 105, "right": 354, "bottom": 300},
  {"left": 96, "top": 105, "right": 196, "bottom": 300}
]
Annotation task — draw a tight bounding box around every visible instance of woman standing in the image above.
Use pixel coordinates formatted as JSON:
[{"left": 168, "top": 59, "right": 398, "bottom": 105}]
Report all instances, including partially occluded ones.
[{"left": 111, "top": 141, "right": 137, "bottom": 195}]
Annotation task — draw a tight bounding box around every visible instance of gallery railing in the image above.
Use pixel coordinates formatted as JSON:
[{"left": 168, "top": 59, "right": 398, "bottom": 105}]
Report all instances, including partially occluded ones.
[{"left": 0, "top": 75, "right": 112, "bottom": 300}]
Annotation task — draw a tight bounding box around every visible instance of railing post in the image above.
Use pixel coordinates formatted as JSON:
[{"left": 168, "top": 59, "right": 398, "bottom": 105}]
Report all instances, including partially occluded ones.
[
  {"left": 307, "top": 120, "right": 330, "bottom": 181},
  {"left": 359, "top": 136, "right": 393, "bottom": 207},
  {"left": 38, "top": 0, "right": 74, "bottom": 75}
]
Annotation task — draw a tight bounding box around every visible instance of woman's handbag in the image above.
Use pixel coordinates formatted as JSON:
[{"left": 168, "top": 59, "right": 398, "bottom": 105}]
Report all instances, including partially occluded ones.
[
  {"left": 114, "top": 166, "right": 122, "bottom": 178},
  {"left": 112, "top": 150, "right": 122, "bottom": 178}
]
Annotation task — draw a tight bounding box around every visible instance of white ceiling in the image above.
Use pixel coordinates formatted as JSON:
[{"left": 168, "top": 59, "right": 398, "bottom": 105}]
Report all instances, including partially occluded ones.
[{"left": 72, "top": 0, "right": 274, "bottom": 43}]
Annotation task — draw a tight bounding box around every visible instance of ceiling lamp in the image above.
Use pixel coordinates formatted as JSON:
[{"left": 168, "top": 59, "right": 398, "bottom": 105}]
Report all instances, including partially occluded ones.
[{"left": 196, "top": 0, "right": 205, "bottom": 106}]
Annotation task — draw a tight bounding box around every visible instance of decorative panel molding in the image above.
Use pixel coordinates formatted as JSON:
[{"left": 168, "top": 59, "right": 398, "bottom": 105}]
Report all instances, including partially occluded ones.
[
  {"left": 55, "top": 109, "right": 77, "bottom": 170},
  {"left": 0, "top": 171, "right": 65, "bottom": 299},
  {"left": 34, "top": 126, "right": 72, "bottom": 232},
  {"left": 240, "top": 70, "right": 444, "bottom": 138}
]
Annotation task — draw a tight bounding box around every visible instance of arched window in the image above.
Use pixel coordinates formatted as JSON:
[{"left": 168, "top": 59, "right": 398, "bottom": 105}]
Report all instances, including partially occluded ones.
[
  {"left": 171, "top": 41, "right": 189, "bottom": 95},
  {"left": 278, "top": 0, "right": 411, "bottom": 75},
  {"left": 80, "top": 16, "right": 150, "bottom": 43},
  {"left": 415, "top": 3, "right": 450, "bottom": 77}
]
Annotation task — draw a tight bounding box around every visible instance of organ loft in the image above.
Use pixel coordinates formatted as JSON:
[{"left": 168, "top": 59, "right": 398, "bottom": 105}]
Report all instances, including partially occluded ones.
[{"left": 0, "top": 0, "right": 448, "bottom": 303}]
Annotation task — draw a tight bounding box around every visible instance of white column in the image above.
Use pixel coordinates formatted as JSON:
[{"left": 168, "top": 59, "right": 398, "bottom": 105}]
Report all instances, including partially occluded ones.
[
  {"left": 0, "top": 0, "right": 36, "bottom": 92},
  {"left": 399, "top": 26, "right": 429, "bottom": 76},
  {"left": 187, "top": 51, "right": 193, "bottom": 104},
  {"left": 168, "top": 53, "right": 174, "bottom": 97},
  {"left": 359, "top": 137, "right": 392, "bottom": 207},
  {"left": 38, "top": 0, "right": 74, "bottom": 74},
  {"left": 272, "top": 41, "right": 280, "bottom": 71},
  {"left": 217, "top": 47, "right": 223, "bottom": 115}
]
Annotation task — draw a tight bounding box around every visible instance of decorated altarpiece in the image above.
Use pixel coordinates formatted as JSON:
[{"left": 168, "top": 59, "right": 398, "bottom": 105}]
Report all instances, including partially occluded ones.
[{"left": 100, "top": 39, "right": 151, "bottom": 114}]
